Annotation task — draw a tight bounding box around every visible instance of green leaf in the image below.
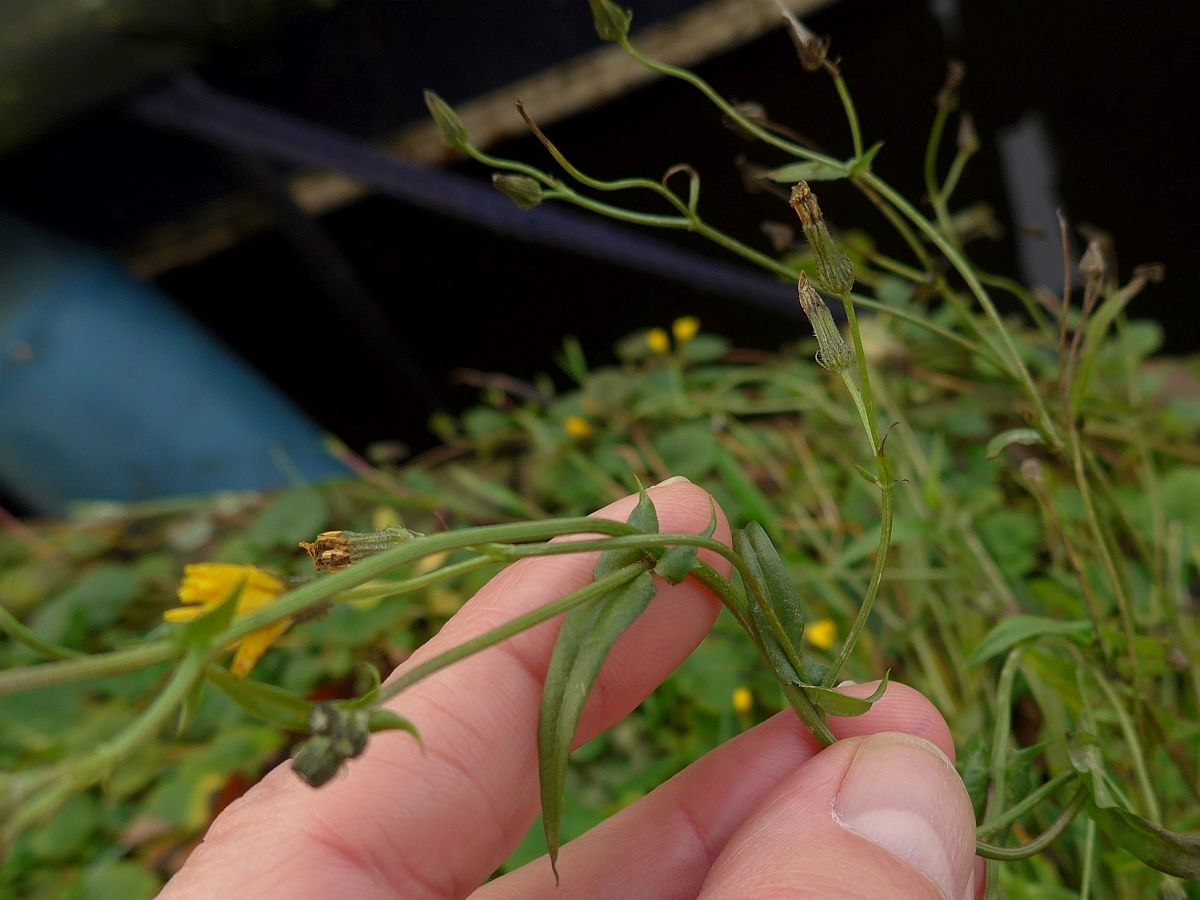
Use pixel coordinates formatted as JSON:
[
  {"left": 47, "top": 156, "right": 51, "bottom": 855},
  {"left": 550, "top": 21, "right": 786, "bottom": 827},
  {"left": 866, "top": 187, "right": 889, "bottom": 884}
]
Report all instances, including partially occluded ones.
[
  {"left": 802, "top": 671, "right": 889, "bottom": 717},
  {"left": 65, "top": 860, "right": 160, "bottom": 900},
  {"left": 538, "top": 571, "right": 656, "bottom": 880},
  {"left": 969, "top": 616, "right": 1094, "bottom": 666},
  {"left": 986, "top": 427, "right": 1044, "bottom": 459},
  {"left": 247, "top": 489, "right": 328, "bottom": 550},
  {"left": 767, "top": 158, "right": 849, "bottom": 183},
  {"left": 366, "top": 709, "right": 422, "bottom": 742},
  {"left": 206, "top": 665, "right": 313, "bottom": 732},
  {"left": 853, "top": 462, "right": 879, "bottom": 485},
  {"left": 594, "top": 490, "right": 658, "bottom": 579},
  {"left": 959, "top": 734, "right": 989, "bottom": 821},
  {"left": 849, "top": 141, "right": 884, "bottom": 174},
  {"left": 1069, "top": 733, "right": 1200, "bottom": 879},
  {"left": 733, "top": 524, "right": 806, "bottom": 685}
]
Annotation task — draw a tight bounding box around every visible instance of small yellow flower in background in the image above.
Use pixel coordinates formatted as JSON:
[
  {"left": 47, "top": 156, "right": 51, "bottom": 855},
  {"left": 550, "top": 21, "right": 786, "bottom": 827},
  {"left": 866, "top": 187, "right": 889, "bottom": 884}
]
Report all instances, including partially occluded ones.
[
  {"left": 563, "top": 415, "right": 593, "bottom": 440},
  {"left": 672, "top": 316, "right": 700, "bottom": 344},
  {"left": 164, "top": 563, "right": 289, "bottom": 677},
  {"left": 805, "top": 618, "right": 838, "bottom": 651},
  {"left": 731, "top": 686, "right": 754, "bottom": 715},
  {"left": 646, "top": 327, "right": 670, "bottom": 355}
]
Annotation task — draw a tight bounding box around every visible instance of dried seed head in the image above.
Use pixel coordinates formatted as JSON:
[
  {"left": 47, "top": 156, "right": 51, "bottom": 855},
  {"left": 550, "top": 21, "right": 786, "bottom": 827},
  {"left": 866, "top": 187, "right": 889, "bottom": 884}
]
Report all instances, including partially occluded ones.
[
  {"left": 492, "top": 173, "right": 544, "bottom": 210},
  {"left": 956, "top": 112, "right": 980, "bottom": 156},
  {"left": 300, "top": 525, "right": 419, "bottom": 571},
  {"left": 774, "top": 0, "right": 829, "bottom": 71},
  {"left": 937, "top": 60, "right": 966, "bottom": 112},
  {"left": 790, "top": 181, "right": 855, "bottom": 295},
  {"left": 797, "top": 272, "right": 854, "bottom": 373},
  {"left": 423, "top": 90, "right": 468, "bottom": 150}
]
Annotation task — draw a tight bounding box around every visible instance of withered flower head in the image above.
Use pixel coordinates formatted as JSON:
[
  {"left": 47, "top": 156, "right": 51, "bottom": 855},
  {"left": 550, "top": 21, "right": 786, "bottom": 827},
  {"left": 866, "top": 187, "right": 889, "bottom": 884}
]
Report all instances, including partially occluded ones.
[{"left": 790, "top": 181, "right": 855, "bottom": 295}]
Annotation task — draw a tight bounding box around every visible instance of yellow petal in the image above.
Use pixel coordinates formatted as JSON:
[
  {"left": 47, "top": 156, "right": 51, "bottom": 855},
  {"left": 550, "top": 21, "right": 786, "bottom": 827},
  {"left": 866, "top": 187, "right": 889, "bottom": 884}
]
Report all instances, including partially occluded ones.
[
  {"left": 229, "top": 619, "right": 291, "bottom": 678},
  {"left": 163, "top": 607, "right": 202, "bottom": 623}
]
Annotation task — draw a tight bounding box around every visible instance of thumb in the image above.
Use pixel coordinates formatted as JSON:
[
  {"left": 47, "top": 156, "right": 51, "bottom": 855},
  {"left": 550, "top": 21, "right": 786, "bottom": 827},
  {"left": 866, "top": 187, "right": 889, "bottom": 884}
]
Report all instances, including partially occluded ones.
[{"left": 700, "top": 732, "right": 977, "bottom": 900}]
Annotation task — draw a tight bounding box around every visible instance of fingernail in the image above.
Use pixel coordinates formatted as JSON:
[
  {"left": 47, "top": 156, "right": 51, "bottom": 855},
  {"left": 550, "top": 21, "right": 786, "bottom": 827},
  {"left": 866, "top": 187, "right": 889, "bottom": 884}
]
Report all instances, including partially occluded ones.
[
  {"left": 652, "top": 475, "right": 691, "bottom": 487},
  {"left": 833, "top": 734, "right": 973, "bottom": 899}
]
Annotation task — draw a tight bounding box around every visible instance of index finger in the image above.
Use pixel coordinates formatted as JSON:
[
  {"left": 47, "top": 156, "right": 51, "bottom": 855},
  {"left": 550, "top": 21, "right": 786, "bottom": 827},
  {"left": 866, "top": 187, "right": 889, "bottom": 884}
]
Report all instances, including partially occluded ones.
[{"left": 163, "top": 480, "right": 731, "bottom": 899}]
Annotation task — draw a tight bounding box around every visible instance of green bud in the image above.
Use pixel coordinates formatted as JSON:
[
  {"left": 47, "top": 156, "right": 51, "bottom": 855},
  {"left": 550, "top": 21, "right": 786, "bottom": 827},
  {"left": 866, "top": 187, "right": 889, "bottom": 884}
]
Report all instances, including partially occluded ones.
[
  {"left": 789, "top": 182, "right": 855, "bottom": 294},
  {"left": 588, "top": 0, "right": 632, "bottom": 41},
  {"left": 423, "top": 89, "right": 468, "bottom": 150},
  {"left": 797, "top": 273, "right": 854, "bottom": 373},
  {"left": 956, "top": 112, "right": 980, "bottom": 156},
  {"left": 492, "top": 173, "right": 544, "bottom": 210},
  {"left": 291, "top": 736, "right": 342, "bottom": 788}
]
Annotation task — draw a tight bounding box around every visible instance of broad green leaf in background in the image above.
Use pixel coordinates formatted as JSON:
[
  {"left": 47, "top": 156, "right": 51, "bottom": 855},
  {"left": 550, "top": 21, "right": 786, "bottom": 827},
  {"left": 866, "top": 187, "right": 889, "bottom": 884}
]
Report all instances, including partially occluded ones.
[
  {"left": 247, "top": 489, "right": 328, "bottom": 551},
  {"left": 1069, "top": 733, "right": 1200, "bottom": 879},
  {"left": 970, "top": 617, "right": 1094, "bottom": 666}
]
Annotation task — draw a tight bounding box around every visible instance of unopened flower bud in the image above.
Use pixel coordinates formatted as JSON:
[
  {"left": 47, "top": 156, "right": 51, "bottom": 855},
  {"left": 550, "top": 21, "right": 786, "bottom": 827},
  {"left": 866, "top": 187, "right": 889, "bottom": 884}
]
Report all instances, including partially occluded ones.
[
  {"left": 300, "top": 525, "right": 419, "bottom": 572},
  {"left": 790, "top": 181, "right": 855, "bottom": 294},
  {"left": 1079, "top": 240, "right": 1106, "bottom": 282},
  {"left": 588, "top": 0, "right": 632, "bottom": 41},
  {"left": 423, "top": 90, "right": 468, "bottom": 150},
  {"left": 797, "top": 272, "right": 854, "bottom": 373},
  {"left": 492, "top": 173, "right": 544, "bottom": 210}
]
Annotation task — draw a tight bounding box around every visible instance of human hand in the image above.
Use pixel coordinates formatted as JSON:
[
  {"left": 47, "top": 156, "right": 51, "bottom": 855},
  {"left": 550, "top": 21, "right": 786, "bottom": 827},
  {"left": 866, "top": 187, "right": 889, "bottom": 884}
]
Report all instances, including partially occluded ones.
[{"left": 162, "top": 481, "right": 979, "bottom": 898}]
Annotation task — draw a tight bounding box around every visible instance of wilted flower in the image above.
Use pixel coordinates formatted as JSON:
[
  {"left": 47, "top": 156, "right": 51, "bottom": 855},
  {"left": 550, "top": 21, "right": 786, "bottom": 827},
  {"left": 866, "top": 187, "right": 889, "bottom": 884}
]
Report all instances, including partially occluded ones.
[{"left": 164, "top": 563, "right": 289, "bottom": 677}]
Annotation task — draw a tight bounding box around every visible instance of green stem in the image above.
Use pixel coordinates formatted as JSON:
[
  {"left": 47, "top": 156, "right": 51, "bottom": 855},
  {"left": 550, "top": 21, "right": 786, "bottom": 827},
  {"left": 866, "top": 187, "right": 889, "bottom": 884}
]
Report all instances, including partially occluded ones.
[
  {"left": 222, "top": 518, "right": 642, "bottom": 643},
  {"left": 0, "top": 605, "right": 82, "bottom": 660},
  {"left": 336, "top": 556, "right": 499, "bottom": 603},
  {"left": 829, "top": 68, "right": 863, "bottom": 158},
  {"left": 922, "top": 103, "right": 957, "bottom": 242},
  {"left": 857, "top": 172, "right": 1062, "bottom": 450},
  {"left": 975, "top": 787, "right": 1087, "bottom": 861},
  {"left": 0, "top": 640, "right": 176, "bottom": 698},
  {"left": 9, "top": 649, "right": 208, "bottom": 836},
  {"left": 822, "top": 293, "right": 894, "bottom": 687},
  {"left": 376, "top": 561, "right": 649, "bottom": 703},
  {"left": 975, "top": 770, "right": 1079, "bottom": 838},
  {"left": 982, "top": 647, "right": 1023, "bottom": 897},
  {"left": 1091, "top": 668, "right": 1160, "bottom": 821},
  {"left": 618, "top": 37, "right": 844, "bottom": 172}
]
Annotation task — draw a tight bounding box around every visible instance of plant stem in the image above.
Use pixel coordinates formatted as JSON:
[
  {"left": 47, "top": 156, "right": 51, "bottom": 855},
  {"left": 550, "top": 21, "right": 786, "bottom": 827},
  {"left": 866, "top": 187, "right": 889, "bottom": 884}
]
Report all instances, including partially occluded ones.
[
  {"left": 0, "top": 605, "right": 82, "bottom": 661},
  {"left": 376, "top": 561, "right": 649, "bottom": 704},
  {"left": 822, "top": 293, "right": 894, "bottom": 687},
  {"left": 0, "top": 640, "right": 176, "bottom": 698},
  {"left": 975, "top": 770, "right": 1079, "bottom": 838},
  {"left": 922, "top": 101, "right": 957, "bottom": 243},
  {"left": 982, "top": 646, "right": 1022, "bottom": 898},
  {"left": 975, "top": 787, "right": 1087, "bottom": 861},
  {"left": 9, "top": 648, "right": 208, "bottom": 836},
  {"left": 856, "top": 172, "right": 1062, "bottom": 450},
  {"left": 828, "top": 67, "right": 864, "bottom": 158}
]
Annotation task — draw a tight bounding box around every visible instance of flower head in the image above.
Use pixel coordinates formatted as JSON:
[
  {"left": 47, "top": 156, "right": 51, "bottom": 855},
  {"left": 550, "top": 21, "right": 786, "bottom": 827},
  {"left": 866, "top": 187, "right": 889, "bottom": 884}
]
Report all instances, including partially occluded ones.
[
  {"left": 563, "top": 416, "right": 593, "bottom": 440},
  {"left": 804, "top": 617, "right": 838, "bottom": 651},
  {"left": 164, "top": 563, "right": 289, "bottom": 677},
  {"left": 672, "top": 316, "right": 701, "bottom": 344},
  {"left": 646, "top": 328, "right": 670, "bottom": 355},
  {"left": 731, "top": 686, "right": 754, "bottom": 715}
]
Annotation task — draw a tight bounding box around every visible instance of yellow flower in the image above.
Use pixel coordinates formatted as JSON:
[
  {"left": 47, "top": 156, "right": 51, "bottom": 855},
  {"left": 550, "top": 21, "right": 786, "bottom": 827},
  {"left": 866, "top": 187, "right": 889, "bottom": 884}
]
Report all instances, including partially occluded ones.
[
  {"left": 164, "top": 563, "right": 289, "bottom": 677},
  {"left": 731, "top": 686, "right": 754, "bottom": 715},
  {"left": 646, "top": 327, "right": 670, "bottom": 355},
  {"left": 563, "top": 415, "right": 593, "bottom": 440},
  {"left": 805, "top": 617, "right": 838, "bottom": 651},
  {"left": 672, "top": 316, "right": 700, "bottom": 344}
]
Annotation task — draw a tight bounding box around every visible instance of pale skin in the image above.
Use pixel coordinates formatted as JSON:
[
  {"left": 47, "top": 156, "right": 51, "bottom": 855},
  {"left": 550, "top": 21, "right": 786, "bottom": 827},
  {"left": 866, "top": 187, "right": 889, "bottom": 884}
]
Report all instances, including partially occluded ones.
[{"left": 163, "top": 481, "right": 983, "bottom": 899}]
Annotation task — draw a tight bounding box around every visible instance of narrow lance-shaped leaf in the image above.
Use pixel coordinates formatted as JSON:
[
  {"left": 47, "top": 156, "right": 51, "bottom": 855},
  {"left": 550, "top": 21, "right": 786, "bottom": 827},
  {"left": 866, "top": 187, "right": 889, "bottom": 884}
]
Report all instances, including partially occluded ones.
[
  {"left": 538, "top": 491, "right": 660, "bottom": 881},
  {"left": 734, "top": 523, "right": 806, "bottom": 673},
  {"left": 802, "top": 670, "right": 889, "bottom": 717},
  {"left": 207, "top": 665, "right": 313, "bottom": 732},
  {"left": 1069, "top": 733, "right": 1200, "bottom": 879},
  {"left": 969, "top": 616, "right": 1094, "bottom": 667},
  {"left": 538, "top": 571, "right": 656, "bottom": 882}
]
